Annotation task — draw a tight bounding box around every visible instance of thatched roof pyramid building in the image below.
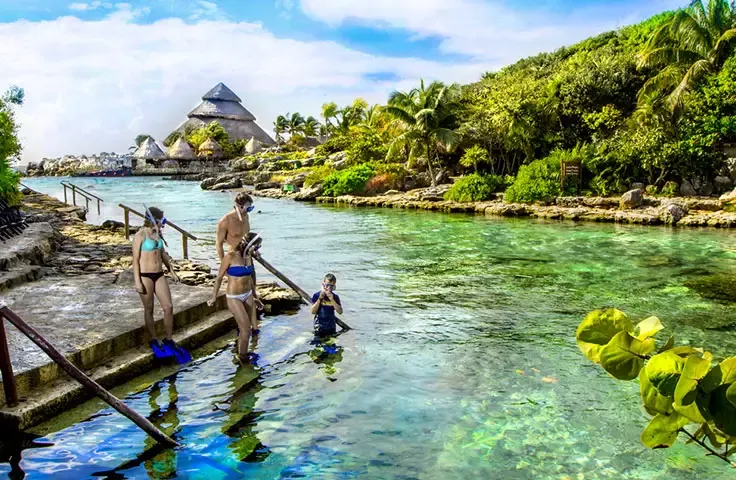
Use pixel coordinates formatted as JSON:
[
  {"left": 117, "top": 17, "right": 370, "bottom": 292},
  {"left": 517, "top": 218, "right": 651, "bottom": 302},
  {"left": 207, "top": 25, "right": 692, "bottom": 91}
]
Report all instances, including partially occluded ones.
[
  {"left": 133, "top": 137, "right": 166, "bottom": 159},
  {"left": 175, "top": 82, "right": 275, "bottom": 147},
  {"left": 198, "top": 137, "right": 224, "bottom": 159},
  {"left": 167, "top": 137, "right": 196, "bottom": 160}
]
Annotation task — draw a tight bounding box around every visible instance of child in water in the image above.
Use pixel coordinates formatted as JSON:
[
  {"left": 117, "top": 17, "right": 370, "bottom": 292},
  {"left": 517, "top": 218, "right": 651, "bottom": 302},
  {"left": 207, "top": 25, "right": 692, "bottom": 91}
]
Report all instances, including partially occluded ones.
[{"left": 310, "top": 273, "right": 343, "bottom": 337}]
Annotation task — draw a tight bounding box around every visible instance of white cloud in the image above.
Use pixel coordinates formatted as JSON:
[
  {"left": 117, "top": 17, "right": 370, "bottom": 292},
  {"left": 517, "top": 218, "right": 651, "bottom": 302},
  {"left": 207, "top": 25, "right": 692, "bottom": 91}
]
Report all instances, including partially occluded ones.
[
  {"left": 0, "top": 9, "right": 485, "bottom": 163},
  {"left": 297, "top": 0, "right": 687, "bottom": 61},
  {"left": 68, "top": 1, "right": 111, "bottom": 11}
]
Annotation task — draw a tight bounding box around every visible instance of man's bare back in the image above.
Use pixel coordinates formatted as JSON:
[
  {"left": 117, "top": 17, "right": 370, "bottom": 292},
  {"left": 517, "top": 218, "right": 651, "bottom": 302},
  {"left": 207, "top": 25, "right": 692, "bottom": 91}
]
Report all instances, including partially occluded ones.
[{"left": 217, "top": 194, "right": 252, "bottom": 260}]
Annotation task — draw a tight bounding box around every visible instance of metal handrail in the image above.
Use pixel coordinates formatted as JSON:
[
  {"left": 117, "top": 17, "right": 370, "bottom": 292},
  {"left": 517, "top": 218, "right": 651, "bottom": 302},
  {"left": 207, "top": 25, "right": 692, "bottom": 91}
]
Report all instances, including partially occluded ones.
[
  {"left": 60, "top": 181, "right": 104, "bottom": 214},
  {"left": 118, "top": 203, "right": 197, "bottom": 259}
]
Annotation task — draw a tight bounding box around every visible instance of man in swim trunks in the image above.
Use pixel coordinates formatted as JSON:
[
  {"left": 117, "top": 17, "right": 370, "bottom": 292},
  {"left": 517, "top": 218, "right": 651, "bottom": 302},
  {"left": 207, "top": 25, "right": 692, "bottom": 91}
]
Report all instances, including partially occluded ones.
[{"left": 216, "top": 192, "right": 253, "bottom": 261}]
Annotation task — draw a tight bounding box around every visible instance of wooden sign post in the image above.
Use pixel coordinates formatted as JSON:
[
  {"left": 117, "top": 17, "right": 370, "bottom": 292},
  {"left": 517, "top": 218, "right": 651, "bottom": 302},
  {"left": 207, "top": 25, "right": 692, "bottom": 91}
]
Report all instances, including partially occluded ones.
[{"left": 561, "top": 160, "right": 583, "bottom": 195}]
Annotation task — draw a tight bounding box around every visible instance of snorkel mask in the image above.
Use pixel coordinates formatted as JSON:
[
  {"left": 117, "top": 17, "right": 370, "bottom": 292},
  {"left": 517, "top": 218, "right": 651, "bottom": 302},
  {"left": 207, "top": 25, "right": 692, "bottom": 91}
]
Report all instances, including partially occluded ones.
[{"left": 143, "top": 204, "right": 168, "bottom": 247}]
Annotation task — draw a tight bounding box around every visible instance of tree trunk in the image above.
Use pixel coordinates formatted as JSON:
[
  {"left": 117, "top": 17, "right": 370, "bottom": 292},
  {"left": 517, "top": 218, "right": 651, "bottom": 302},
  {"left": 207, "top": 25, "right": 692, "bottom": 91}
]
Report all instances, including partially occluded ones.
[{"left": 425, "top": 139, "right": 437, "bottom": 187}]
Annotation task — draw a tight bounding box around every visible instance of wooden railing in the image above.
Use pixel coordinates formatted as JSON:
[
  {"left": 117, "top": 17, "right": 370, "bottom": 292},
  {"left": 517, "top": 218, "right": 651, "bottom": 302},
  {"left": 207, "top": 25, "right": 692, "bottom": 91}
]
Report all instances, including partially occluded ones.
[
  {"left": 0, "top": 302, "right": 178, "bottom": 446},
  {"left": 118, "top": 204, "right": 197, "bottom": 259},
  {"left": 60, "top": 181, "right": 104, "bottom": 214}
]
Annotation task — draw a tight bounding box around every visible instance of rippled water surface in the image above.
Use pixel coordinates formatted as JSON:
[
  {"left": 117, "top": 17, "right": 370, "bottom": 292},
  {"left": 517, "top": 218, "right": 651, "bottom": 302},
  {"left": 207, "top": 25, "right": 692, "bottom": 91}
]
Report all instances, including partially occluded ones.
[{"left": 4, "top": 176, "right": 736, "bottom": 478}]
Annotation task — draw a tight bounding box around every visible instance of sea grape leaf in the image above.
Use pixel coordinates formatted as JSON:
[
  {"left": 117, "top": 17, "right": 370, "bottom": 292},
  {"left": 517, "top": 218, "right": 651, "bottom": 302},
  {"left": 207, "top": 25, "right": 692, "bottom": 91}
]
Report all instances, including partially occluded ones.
[
  {"left": 646, "top": 351, "right": 686, "bottom": 398},
  {"left": 657, "top": 336, "right": 675, "bottom": 353},
  {"left": 576, "top": 308, "right": 633, "bottom": 363},
  {"left": 635, "top": 316, "right": 664, "bottom": 340},
  {"left": 674, "top": 354, "right": 712, "bottom": 407},
  {"left": 640, "top": 413, "right": 690, "bottom": 449},
  {"left": 640, "top": 368, "right": 674, "bottom": 416},
  {"left": 669, "top": 346, "right": 703, "bottom": 357},
  {"left": 700, "top": 357, "right": 736, "bottom": 393},
  {"left": 710, "top": 385, "right": 736, "bottom": 436},
  {"left": 703, "top": 422, "right": 726, "bottom": 449},
  {"left": 599, "top": 331, "right": 654, "bottom": 380},
  {"left": 727, "top": 383, "right": 736, "bottom": 408}
]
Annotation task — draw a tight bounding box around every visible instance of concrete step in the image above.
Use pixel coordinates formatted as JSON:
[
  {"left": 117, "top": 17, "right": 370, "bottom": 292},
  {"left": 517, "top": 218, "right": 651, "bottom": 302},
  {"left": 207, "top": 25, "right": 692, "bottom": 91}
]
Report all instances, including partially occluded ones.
[
  {"left": 0, "top": 309, "right": 236, "bottom": 430},
  {"left": 0, "top": 265, "right": 45, "bottom": 292},
  {"left": 0, "top": 223, "right": 57, "bottom": 271}
]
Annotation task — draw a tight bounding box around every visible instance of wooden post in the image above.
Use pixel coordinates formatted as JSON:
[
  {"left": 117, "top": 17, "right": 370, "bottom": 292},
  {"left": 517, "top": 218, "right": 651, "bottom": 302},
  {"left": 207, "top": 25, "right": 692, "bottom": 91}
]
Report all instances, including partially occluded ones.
[
  {"left": 0, "top": 304, "right": 180, "bottom": 447},
  {"left": 63, "top": 184, "right": 68, "bottom": 204},
  {"left": 97, "top": 199, "right": 101, "bottom": 215},
  {"left": 0, "top": 315, "right": 18, "bottom": 407},
  {"left": 123, "top": 208, "right": 130, "bottom": 239},
  {"left": 254, "top": 256, "right": 352, "bottom": 331},
  {"left": 182, "top": 235, "right": 188, "bottom": 260},
  {"left": 71, "top": 186, "right": 77, "bottom": 206},
  {"left": 85, "top": 197, "right": 90, "bottom": 212}
]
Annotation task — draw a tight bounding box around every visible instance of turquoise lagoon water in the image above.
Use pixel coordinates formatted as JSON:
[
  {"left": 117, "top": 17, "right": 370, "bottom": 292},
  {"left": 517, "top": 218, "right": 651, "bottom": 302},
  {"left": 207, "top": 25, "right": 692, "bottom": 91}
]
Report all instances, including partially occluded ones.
[{"left": 3, "top": 176, "right": 736, "bottom": 478}]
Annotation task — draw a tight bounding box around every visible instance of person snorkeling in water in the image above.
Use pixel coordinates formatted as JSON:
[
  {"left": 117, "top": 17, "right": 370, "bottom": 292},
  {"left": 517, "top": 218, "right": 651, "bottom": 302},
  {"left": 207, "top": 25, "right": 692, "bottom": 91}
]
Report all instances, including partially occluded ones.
[
  {"left": 310, "top": 273, "right": 343, "bottom": 338},
  {"left": 209, "top": 232, "right": 264, "bottom": 363},
  {"left": 132, "top": 206, "right": 191, "bottom": 363},
  {"left": 216, "top": 192, "right": 254, "bottom": 262}
]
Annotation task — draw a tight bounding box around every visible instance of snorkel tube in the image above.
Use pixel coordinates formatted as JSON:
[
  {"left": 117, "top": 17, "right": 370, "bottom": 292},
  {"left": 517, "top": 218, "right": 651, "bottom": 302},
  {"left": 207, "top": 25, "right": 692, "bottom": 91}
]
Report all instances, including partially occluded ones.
[
  {"left": 143, "top": 204, "right": 168, "bottom": 247},
  {"left": 244, "top": 233, "right": 261, "bottom": 255}
]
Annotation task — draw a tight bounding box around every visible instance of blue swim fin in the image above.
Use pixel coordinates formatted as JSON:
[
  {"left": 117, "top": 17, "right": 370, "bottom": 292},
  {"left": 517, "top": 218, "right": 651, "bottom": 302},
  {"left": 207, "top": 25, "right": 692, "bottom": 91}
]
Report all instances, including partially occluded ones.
[
  {"left": 150, "top": 340, "right": 172, "bottom": 359},
  {"left": 163, "top": 339, "right": 192, "bottom": 364}
]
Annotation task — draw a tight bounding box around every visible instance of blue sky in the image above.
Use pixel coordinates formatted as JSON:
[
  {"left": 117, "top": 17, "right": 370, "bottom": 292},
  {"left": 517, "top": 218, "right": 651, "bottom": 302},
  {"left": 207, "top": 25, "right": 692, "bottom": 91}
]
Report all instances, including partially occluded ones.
[{"left": 0, "top": 0, "right": 686, "bottom": 161}]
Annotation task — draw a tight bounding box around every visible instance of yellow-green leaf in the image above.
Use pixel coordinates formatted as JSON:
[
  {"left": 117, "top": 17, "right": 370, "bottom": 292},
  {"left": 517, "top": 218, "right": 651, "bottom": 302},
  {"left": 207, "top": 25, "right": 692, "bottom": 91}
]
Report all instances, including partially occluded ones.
[
  {"left": 711, "top": 385, "right": 736, "bottom": 436},
  {"left": 640, "top": 368, "right": 674, "bottom": 416},
  {"left": 640, "top": 413, "right": 690, "bottom": 449},
  {"left": 701, "top": 357, "right": 736, "bottom": 393},
  {"left": 727, "top": 383, "right": 736, "bottom": 408},
  {"left": 674, "top": 354, "right": 712, "bottom": 407},
  {"left": 576, "top": 308, "right": 633, "bottom": 363},
  {"left": 657, "top": 335, "right": 675, "bottom": 353},
  {"left": 635, "top": 316, "right": 664, "bottom": 340},
  {"left": 646, "top": 351, "right": 686, "bottom": 398},
  {"left": 599, "top": 331, "right": 655, "bottom": 380}
]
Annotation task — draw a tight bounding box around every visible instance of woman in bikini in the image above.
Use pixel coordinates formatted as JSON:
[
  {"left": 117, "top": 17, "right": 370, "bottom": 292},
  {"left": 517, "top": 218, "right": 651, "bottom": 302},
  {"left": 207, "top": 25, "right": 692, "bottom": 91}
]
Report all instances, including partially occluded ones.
[
  {"left": 208, "top": 232, "right": 264, "bottom": 361},
  {"left": 132, "top": 206, "right": 187, "bottom": 361}
]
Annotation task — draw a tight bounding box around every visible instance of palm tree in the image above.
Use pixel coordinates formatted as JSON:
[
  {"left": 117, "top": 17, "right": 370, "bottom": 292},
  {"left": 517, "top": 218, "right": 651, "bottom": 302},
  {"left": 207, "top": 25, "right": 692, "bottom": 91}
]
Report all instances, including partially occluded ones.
[
  {"left": 637, "top": 0, "right": 736, "bottom": 116},
  {"left": 273, "top": 115, "right": 288, "bottom": 144},
  {"left": 321, "top": 102, "right": 339, "bottom": 131},
  {"left": 385, "top": 79, "right": 461, "bottom": 186},
  {"left": 302, "top": 116, "right": 320, "bottom": 137},
  {"left": 286, "top": 112, "right": 305, "bottom": 136}
]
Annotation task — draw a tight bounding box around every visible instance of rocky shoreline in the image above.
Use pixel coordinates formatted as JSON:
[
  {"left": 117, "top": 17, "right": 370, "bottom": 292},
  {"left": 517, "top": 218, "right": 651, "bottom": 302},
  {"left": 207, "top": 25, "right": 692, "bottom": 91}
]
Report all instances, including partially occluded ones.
[
  {"left": 249, "top": 186, "right": 736, "bottom": 228},
  {"left": 13, "top": 192, "right": 301, "bottom": 309}
]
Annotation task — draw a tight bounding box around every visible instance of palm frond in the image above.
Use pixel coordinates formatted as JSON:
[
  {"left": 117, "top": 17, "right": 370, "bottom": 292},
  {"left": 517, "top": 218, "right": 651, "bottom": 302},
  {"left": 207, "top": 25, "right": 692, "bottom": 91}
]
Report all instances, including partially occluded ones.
[
  {"left": 432, "top": 128, "right": 461, "bottom": 151},
  {"left": 384, "top": 105, "right": 416, "bottom": 126}
]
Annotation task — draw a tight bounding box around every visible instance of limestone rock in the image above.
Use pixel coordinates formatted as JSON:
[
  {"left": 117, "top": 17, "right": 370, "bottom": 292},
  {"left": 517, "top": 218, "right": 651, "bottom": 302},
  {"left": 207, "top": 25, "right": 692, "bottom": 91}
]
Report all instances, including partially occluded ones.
[
  {"left": 714, "top": 176, "right": 733, "bottom": 194},
  {"left": 284, "top": 173, "right": 309, "bottom": 188},
  {"left": 680, "top": 180, "right": 697, "bottom": 197},
  {"left": 200, "top": 177, "right": 218, "bottom": 190},
  {"left": 294, "top": 183, "right": 323, "bottom": 201},
  {"left": 211, "top": 177, "right": 242, "bottom": 190},
  {"left": 631, "top": 182, "right": 645, "bottom": 191},
  {"left": 659, "top": 203, "right": 687, "bottom": 225},
  {"left": 254, "top": 181, "right": 281, "bottom": 191},
  {"left": 619, "top": 189, "right": 643, "bottom": 209}
]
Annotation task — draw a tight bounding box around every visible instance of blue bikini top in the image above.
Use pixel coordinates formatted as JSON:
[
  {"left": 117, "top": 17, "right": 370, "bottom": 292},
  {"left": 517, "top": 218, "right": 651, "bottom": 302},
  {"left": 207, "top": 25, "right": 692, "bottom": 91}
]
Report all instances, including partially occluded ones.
[
  {"left": 227, "top": 265, "right": 254, "bottom": 277},
  {"left": 141, "top": 236, "right": 164, "bottom": 252}
]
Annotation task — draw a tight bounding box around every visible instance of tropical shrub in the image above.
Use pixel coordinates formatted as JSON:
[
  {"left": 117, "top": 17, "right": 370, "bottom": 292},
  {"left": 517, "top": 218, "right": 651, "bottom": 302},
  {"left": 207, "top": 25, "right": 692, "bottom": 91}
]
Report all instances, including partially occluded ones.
[
  {"left": 322, "top": 164, "right": 376, "bottom": 196},
  {"left": 187, "top": 121, "right": 229, "bottom": 150},
  {"left": 504, "top": 158, "right": 561, "bottom": 203},
  {"left": 304, "top": 165, "right": 334, "bottom": 187},
  {"left": 444, "top": 174, "right": 504, "bottom": 202},
  {"left": 315, "top": 134, "right": 352, "bottom": 157},
  {"left": 661, "top": 181, "right": 678, "bottom": 196},
  {"left": 364, "top": 173, "right": 400, "bottom": 195},
  {"left": 577, "top": 308, "right": 736, "bottom": 467},
  {"left": 458, "top": 145, "right": 491, "bottom": 173},
  {"left": 0, "top": 86, "right": 23, "bottom": 205},
  {"left": 346, "top": 132, "right": 388, "bottom": 165}
]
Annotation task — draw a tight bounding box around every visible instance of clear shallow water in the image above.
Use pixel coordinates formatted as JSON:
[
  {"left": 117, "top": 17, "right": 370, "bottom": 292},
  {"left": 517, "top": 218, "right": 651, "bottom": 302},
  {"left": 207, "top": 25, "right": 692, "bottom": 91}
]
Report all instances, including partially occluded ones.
[{"left": 4, "top": 176, "right": 736, "bottom": 478}]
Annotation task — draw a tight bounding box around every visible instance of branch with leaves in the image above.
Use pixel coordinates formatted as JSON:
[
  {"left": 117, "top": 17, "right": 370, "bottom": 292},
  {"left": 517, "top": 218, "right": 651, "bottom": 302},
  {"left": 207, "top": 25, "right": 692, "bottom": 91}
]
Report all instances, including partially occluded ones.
[{"left": 577, "top": 308, "right": 736, "bottom": 467}]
